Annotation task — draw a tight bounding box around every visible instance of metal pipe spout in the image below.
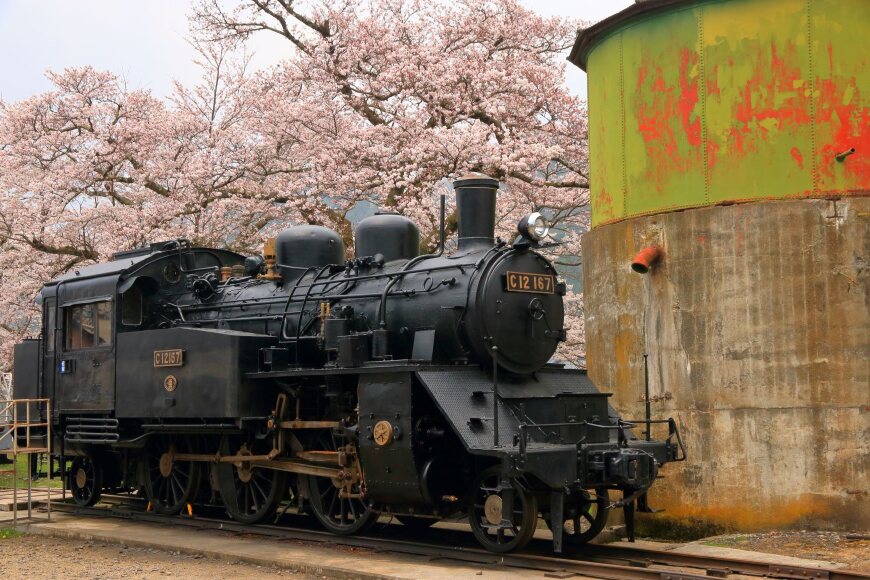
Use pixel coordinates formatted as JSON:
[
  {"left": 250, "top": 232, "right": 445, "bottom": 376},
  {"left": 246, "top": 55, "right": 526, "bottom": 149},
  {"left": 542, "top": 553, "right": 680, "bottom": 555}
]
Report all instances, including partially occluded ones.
[{"left": 631, "top": 245, "right": 663, "bottom": 274}]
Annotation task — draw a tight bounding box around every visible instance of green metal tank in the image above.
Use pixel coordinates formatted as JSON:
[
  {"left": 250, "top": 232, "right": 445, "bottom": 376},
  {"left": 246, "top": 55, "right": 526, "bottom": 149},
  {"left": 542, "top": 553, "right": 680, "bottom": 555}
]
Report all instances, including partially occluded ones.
[{"left": 571, "top": 0, "right": 869, "bottom": 533}]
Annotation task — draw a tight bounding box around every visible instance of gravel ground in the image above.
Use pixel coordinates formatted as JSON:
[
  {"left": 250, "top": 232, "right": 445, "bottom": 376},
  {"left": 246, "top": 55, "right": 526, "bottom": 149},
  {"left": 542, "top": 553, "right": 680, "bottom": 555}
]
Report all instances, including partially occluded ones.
[
  {"left": 701, "top": 531, "right": 870, "bottom": 574},
  {"left": 1, "top": 533, "right": 317, "bottom": 579}
]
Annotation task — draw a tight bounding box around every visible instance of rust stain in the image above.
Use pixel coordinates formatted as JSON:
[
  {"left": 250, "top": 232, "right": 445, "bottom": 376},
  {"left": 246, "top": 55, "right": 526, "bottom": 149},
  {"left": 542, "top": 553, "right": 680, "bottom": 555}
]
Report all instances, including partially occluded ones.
[
  {"left": 732, "top": 41, "right": 811, "bottom": 152},
  {"left": 647, "top": 493, "right": 833, "bottom": 531},
  {"left": 677, "top": 48, "right": 702, "bottom": 148},
  {"left": 613, "top": 318, "right": 636, "bottom": 390},
  {"left": 790, "top": 147, "right": 804, "bottom": 170},
  {"left": 816, "top": 72, "right": 870, "bottom": 189},
  {"left": 706, "top": 64, "right": 721, "bottom": 100},
  {"left": 634, "top": 49, "right": 703, "bottom": 192},
  {"left": 596, "top": 187, "right": 616, "bottom": 223}
]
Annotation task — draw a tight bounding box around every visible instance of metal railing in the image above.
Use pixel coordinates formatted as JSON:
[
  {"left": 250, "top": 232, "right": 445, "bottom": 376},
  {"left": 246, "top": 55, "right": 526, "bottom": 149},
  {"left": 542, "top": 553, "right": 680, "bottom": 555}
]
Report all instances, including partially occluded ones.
[{"left": 0, "top": 398, "right": 52, "bottom": 525}]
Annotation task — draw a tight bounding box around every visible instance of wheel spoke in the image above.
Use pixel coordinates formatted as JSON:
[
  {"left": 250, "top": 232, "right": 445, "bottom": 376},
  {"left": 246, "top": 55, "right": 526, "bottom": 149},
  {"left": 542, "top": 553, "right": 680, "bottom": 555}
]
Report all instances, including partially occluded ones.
[
  {"left": 171, "top": 472, "right": 185, "bottom": 494},
  {"left": 327, "top": 489, "right": 338, "bottom": 520},
  {"left": 252, "top": 478, "right": 269, "bottom": 506},
  {"left": 251, "top": 484, "right": 262, "bottom": 513},
  {"left": 339, "top": 498, "right": 348, "bottom": 524},
  {"left": 170, "top": 476, "right": 180, "bottom": 505}
]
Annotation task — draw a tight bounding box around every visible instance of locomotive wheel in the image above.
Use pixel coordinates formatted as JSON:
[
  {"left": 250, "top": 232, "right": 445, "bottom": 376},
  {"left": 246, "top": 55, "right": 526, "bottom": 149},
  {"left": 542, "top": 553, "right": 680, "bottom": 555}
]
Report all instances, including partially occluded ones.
[
  {"left": 468, "top": 467, "right": 538, "bottom": 553},
  {"left": 396, "top": 515, "right": 437, "bottom": 530},
  {"left": 215, "top": 440, "right": 287, "bottom": 525},
  {"left": 546, "top": 489, "right": 610, "bottom": 546},
  {"left": 142, "top": 436, "right": 201, "bottom": 515},
  {"left": 299, "top": 433, "right": 378, "bottom": 535},
  {"left": 68, "top": 455, "right": 103, "bottom": 507}
]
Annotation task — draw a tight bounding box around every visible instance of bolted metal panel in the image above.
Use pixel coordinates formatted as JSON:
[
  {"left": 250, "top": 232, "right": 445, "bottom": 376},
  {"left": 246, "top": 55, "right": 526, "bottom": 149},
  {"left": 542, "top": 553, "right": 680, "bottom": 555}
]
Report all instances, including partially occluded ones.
[
  {"left": 115, "top": 327, "right": 276, "bottom": 419},
  {"left": 622, "top": 5, "right": 706, "bottom": 218},
  {"left": 415, "top": 367, "right": 606, "bottom": 451},
  {"left": 586, "top": 32, "right": 625, "bottom": 225},
  {"left": 358, "top": 373, "right": 426, "bottom": 504},
  {"left": 575, "top": 0, "right": 870, "bottom": 227}
]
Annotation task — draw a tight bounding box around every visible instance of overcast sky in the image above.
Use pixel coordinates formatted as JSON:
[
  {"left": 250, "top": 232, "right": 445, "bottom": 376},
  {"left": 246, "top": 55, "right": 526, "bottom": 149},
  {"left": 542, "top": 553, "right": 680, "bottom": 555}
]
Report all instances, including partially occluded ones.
[{"left": 0, "top": 0, "right": 632, "bottom": 103}]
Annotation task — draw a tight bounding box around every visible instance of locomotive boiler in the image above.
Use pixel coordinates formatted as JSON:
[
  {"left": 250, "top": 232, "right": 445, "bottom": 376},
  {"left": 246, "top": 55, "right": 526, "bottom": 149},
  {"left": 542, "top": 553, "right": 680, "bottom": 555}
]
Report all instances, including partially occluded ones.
[{"left": 12, "top": 174, "right": 684, "bottom": 552}]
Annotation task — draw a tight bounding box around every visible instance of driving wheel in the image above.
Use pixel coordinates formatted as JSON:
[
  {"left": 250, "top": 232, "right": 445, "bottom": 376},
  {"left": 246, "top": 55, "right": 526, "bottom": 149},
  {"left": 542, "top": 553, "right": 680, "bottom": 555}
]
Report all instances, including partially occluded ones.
[
  {"left": 468, "top": 466, "right": 538, "bottom": 553},
  {"left": 142, "top": 436, "right": 201, "bottom": 515},
  {"left": 215, "top": 439, "right": 287, "bottom": 524},
  {"left": 298, "top": 432, "right": 378, "bottom": 535},
  {"left": 68, "top": 455, "right": 103, "bottom": 507}
]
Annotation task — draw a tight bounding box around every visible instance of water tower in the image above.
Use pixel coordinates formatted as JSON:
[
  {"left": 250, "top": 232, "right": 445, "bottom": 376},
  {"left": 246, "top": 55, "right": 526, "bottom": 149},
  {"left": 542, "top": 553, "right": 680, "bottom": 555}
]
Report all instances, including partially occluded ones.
[{"left": 570, "top": 0, "right": 869, "bottom": 532}]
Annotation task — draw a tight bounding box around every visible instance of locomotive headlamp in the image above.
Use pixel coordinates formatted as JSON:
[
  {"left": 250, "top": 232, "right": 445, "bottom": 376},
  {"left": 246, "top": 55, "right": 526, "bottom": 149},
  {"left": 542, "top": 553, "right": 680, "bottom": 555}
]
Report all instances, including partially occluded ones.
[{"left": 518, "top": 212, "right": 550, "bottom": 242}]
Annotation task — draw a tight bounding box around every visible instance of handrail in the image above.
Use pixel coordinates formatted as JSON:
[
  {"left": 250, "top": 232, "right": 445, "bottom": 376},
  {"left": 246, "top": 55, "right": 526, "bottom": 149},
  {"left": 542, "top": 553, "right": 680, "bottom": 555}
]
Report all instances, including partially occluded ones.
[
  {"left": 0, "top": 398, "right": 51, "bottom": 454},
  {"left": 0, "top": 397, "right": 52, "bottom": 526},
  {"left": 517, "top": 416, "right": 686, "bottom": 463}
]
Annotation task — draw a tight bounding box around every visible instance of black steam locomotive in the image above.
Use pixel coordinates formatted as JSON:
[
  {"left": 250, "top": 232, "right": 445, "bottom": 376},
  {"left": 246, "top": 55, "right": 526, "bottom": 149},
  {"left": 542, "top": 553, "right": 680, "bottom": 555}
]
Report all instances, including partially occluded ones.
[{"left": 12, "top": 174, "right": 683, "bottom": 552}]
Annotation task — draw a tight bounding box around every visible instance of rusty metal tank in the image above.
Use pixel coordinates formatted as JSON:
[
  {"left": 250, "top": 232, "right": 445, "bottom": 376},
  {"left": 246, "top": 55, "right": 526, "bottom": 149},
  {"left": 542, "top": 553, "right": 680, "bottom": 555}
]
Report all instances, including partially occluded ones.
[{"left": 570, "top": 0, "right": 869, "bottom": 533}]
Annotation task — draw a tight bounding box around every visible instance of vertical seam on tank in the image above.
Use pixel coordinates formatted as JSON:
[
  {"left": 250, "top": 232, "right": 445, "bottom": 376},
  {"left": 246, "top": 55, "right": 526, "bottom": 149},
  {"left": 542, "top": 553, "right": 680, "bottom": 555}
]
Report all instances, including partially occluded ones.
[
  {"left": 699, "top": 6, "right": 709, "bottom": 204},
  {"left": 619, "top": 34, "right": 627, "bottom": 219},
  {"left": 807, "top": 0, "right": 819, "bottom": 194}
]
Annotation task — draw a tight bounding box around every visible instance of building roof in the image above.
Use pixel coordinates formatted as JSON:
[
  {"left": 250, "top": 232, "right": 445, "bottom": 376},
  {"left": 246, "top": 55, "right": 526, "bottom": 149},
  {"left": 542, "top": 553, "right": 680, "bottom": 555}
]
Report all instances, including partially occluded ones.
[{"left": 568, "top": 0, "right": 696, "bottom": 71}]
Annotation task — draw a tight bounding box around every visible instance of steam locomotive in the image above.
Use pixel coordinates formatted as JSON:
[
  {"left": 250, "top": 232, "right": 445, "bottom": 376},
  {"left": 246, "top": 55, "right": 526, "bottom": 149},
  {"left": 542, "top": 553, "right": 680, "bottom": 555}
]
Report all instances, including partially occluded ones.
[{"left": 12, "top": 174, "right": 683, "bottom": 552}]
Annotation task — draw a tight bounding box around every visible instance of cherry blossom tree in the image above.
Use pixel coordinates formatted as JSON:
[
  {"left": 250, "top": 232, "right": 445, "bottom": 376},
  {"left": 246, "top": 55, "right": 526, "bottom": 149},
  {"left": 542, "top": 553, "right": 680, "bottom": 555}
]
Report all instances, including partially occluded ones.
[
  {"left": 0, "top": 45, "right": 283, "bottom": 367},
  {"left": 195, "top": 0, "right": 591, "bottom": 360},
  {"left": 0, "top": 0, "right": 590, "bottom": 370}
]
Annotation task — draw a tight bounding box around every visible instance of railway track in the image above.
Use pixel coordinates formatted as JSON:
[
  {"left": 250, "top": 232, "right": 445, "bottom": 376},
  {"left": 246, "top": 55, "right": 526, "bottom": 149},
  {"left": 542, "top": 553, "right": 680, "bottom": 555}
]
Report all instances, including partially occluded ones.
[{"left": 42, "top": 497, "right": 865, "bottom": 580}]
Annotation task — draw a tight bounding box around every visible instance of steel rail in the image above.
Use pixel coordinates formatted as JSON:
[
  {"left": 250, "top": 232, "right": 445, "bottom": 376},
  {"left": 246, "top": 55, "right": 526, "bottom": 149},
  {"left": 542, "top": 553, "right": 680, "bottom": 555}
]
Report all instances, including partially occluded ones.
[
  {"left": 41, "top": 498, "right": 866, "bottom": 580},
  {"left": 571, "top": 543, "right": 866, "bottom": 580},
  {"left": 44, "top": 500, "right": 704, "bottom": 580}
]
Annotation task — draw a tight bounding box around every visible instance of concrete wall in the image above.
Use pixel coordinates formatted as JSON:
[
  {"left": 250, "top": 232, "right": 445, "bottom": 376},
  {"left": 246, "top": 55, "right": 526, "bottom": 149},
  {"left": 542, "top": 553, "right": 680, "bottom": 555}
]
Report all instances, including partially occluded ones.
[{"left": 583, "top": 197, "right": 869, "bottom": 531}]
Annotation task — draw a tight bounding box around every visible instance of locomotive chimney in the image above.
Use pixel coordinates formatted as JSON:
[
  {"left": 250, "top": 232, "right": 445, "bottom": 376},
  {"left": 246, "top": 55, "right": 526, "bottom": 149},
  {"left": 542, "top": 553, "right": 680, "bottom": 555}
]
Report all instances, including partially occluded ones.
[{"left": 453, "top": 173, "right": 498, "bottom": 251}]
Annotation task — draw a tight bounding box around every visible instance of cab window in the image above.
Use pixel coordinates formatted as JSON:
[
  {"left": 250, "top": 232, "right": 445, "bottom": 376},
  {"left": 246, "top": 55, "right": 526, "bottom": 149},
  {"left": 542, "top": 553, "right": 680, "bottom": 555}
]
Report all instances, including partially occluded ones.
[
  {"left": 64, "top": 301, "right": 112, "bottom": 350},
  {"left": 121, "top": 287, "right": 143, "bottom": 326},
  {"left": 45, "top": 303, "right": 56, "bottom": 352}
]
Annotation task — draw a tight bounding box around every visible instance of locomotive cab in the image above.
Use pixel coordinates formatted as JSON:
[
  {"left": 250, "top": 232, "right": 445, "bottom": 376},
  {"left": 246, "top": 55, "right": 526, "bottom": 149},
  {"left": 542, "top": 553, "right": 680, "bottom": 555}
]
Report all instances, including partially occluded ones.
[{"left": 27, "top": 243, "right": 248, "bottom": 442}]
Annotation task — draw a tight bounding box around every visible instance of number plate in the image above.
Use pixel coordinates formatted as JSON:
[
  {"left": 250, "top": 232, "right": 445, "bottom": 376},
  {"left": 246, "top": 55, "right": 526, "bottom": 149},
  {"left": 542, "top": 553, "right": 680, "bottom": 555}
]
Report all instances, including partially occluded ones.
[
  {"left": 505, "top": 271, "right": 555, "bottom": 294},
  {"left": 153, "top": 349, "right": 184, "bottom": 368}
]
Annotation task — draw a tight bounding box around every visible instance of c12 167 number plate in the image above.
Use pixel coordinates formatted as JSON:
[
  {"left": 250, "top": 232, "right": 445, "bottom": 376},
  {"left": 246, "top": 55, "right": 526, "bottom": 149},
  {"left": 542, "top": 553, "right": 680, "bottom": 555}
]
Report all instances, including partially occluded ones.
[
  {"left": 153, "top": 349, "right": 184, "bottom": 368},
  {"left": 505, "top": 271, "right": 555, "bottom": 294}
]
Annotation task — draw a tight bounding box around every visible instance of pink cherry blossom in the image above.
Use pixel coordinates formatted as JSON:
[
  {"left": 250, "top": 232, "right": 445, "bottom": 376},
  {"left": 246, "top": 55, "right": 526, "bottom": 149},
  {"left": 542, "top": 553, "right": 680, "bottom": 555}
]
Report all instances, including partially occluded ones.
[{"left": 0, "top": 0, "right": 589, "bottom": 369}]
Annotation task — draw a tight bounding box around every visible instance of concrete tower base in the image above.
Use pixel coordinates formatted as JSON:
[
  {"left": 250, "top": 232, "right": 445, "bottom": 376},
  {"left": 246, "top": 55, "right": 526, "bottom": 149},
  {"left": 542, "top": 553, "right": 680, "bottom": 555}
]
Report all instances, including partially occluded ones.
[{"left": 583, "top": 197, "right": 869, "bottom": 533}]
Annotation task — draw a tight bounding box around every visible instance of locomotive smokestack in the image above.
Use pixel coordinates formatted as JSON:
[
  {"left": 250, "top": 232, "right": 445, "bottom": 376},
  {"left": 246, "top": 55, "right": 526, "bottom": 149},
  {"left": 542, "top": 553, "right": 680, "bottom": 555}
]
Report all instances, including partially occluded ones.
[{"left": 453, "top": 173, "right": 498, "bottom": 251}]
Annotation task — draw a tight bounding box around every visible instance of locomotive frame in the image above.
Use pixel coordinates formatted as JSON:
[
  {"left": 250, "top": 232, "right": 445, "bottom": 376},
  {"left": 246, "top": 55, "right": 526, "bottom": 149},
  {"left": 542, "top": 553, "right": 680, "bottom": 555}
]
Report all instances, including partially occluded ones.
[{"left": 12, "top": 174, "right": 684, "bottom": 553}]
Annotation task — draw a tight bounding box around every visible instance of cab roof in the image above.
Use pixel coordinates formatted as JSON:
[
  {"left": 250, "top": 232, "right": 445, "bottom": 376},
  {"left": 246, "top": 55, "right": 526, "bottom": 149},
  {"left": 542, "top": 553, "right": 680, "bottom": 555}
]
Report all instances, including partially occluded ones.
[
  {"left": 40, "top": 246, "right": 245, "bottom": 306},
  {"left": 47, "top": 253, "right": 154, "bottom": 287}
]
